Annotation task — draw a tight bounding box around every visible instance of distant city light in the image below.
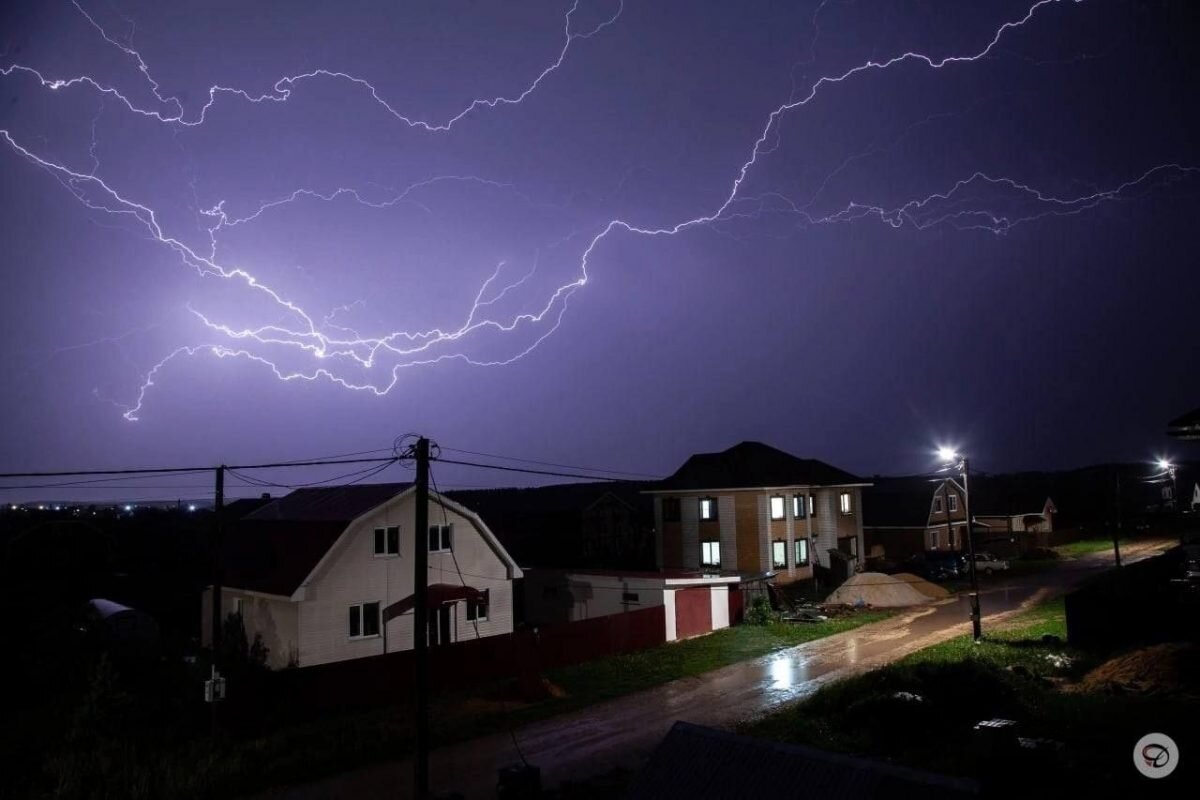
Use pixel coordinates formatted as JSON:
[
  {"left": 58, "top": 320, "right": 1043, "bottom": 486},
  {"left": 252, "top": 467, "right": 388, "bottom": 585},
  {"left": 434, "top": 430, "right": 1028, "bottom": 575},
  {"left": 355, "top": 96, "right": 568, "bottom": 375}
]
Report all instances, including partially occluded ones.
[
  {"left": 123, "top": 504, "right": 133, "bottom": 512},
  {"left": 187, "top": 504, "right": 197, "bottom": 512},
  {"left": 37, "top": 505, "right": 45, "bottom": 510}
]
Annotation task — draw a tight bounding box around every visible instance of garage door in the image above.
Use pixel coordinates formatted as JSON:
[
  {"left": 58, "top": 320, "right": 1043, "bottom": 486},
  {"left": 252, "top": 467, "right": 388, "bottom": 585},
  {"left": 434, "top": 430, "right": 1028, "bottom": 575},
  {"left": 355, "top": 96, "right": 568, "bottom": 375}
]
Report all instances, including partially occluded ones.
[{"left": 674, "top": 587, "right": 713, "bottom": 639}]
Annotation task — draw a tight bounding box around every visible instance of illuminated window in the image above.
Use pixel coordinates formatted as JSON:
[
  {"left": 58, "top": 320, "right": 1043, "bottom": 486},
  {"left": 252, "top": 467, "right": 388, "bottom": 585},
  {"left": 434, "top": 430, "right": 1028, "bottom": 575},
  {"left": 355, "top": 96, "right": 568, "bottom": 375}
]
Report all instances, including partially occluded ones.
[
  {"left": 809, "top": 495, "right": 817, "bottom": 516},
  {"left": 348, "top": 602, "right": 380, "bottom": 639},
  {"left": 948, "top": 495, "right": 959, "bottom": 513},
  {"left": 840, "top": 492, "right": 853, "bottom": 515},
  {"left": 792, "top": 494, "right": 806, "bottom": 519},
  {"left": 772, "top": 540, "right": 787, "bottom": 569},
  {"left": 770, "top": 496, "right": 786, "bottom": 521},
  {"left": 699, "top": 497, "right": 717, "bottom": 521},
  {"left": 662, "top": 497, "right": 681, "bottom": 522},
  {"left": 374, "top": 525, "right": 400, "bottom": 556},
  {"left": 933, "top": 496, "right": 943, "bottom": 513},
  {"left": 700, "top": 541, "right": 721, "bottom": 567},
  {"left": 795, "top": 539, "right": 809, "bottom": 566},
  {"left": 428, "top": 525, "right": 452, "bottom": 553}
]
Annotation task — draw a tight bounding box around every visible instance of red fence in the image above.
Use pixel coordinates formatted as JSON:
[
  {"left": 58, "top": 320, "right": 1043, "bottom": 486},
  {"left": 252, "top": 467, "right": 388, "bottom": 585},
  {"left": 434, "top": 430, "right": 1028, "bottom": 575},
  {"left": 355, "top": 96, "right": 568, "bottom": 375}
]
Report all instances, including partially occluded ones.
[{"left": 269, "top": 605, "right": 666, "bottom": 716}]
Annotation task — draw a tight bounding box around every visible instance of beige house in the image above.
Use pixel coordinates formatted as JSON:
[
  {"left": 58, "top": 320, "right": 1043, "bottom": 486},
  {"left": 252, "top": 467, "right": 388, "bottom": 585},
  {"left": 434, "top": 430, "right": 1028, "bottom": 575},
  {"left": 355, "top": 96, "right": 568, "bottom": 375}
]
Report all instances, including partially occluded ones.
[
  {"left": 201, "top": 483, "right": 522, "bottom": 669},
  {"left": 646, "top": 442, "right": 870, "bottom": 583}
]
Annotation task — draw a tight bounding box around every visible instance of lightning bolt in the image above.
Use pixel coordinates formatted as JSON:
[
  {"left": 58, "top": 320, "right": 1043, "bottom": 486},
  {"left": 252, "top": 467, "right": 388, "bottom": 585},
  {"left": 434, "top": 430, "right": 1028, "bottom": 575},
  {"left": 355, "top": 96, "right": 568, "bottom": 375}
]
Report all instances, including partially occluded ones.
[{"left": 2, "top": 0, "right": 1196, "bottom": 420}]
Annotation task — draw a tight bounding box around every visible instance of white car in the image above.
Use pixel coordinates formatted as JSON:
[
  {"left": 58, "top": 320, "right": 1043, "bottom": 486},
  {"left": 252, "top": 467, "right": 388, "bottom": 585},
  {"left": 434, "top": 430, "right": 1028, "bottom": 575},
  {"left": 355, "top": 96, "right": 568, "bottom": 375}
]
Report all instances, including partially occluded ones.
[{"left": 965, "top": 552, "right": 1009, "bottom": 575}]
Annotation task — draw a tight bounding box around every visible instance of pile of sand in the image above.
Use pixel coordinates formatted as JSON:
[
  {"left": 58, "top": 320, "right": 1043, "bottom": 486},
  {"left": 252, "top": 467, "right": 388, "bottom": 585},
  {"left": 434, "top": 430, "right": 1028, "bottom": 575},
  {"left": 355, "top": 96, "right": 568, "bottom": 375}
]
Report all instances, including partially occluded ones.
[
  {"left": 824, "top": 572, "right": 935, "bottom": 607},
  {"left": 1069, "top": 643, "right": 1200, "bottom": 697},
  {"left": 892, "top": 572, "right": 951, "bottom": 599}
]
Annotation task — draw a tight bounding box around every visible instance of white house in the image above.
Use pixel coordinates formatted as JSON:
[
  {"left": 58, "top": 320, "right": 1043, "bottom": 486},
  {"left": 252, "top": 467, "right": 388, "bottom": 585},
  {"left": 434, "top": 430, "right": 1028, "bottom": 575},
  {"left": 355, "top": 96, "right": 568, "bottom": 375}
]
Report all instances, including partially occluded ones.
[{"left": 201, "top": 482, "right": 522, "bottom": 669}]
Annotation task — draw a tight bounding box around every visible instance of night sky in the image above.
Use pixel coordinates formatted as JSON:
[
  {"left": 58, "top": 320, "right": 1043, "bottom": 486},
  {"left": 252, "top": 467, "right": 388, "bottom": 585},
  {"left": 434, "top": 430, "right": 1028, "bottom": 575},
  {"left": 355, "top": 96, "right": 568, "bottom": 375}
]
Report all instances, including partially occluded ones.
[{"left": 2, "top": 0, "right": 1198, "bottom": 498}]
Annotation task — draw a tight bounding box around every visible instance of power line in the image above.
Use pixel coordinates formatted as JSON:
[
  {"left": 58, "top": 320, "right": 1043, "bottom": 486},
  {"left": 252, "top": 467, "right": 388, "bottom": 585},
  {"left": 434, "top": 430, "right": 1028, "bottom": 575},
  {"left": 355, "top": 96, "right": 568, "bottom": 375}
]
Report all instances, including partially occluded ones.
[
  {"left": 439, "top": 445, "right": 663, "bottom": 480},
  {"left": 0, "top": 455, "right": 397, "bottom": 481},
  {"left": 431, "top": 456, "right": 632, "bottom": 483}
]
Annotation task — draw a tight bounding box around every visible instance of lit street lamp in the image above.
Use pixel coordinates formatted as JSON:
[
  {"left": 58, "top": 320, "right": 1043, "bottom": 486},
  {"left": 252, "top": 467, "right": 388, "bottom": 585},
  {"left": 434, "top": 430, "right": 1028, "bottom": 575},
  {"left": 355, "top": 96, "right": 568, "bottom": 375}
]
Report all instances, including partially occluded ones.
[
  {"left": 1156, "top": 458, "right": 1178, "bottom": 511},
  {"left": 939, "top": 447, "right": 983, "bottom": 642}
]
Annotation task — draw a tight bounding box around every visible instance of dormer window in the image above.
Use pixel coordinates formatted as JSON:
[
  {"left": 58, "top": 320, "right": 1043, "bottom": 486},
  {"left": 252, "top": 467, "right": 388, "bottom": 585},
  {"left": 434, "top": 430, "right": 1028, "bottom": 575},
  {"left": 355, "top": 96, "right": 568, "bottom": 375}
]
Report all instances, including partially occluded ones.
[
  {"left": 948, "top": 495, "right": 959, "bottom": 513},
  {"left": 933, "top": 496, "right": 943, "bottom": 514},
  {"left": 699, "top": 497, "right": 717, "bottom": 521},
  {"left": 428, "top": 525, "right": 452, "bottom": 553}
]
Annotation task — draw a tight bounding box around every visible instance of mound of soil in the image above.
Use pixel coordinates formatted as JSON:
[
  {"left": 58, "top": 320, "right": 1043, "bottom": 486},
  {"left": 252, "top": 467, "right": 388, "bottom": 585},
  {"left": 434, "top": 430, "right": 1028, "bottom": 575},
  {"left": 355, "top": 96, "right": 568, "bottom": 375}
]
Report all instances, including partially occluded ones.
[
  {"left": 891, "top": 572, "right": 951, "bottom": 599},
  {"left": 1070, "top": 643, "right": 1200, "bottom": 697},
  {"left": 824, "top": 572, "right": 933, "bottom": 607}
]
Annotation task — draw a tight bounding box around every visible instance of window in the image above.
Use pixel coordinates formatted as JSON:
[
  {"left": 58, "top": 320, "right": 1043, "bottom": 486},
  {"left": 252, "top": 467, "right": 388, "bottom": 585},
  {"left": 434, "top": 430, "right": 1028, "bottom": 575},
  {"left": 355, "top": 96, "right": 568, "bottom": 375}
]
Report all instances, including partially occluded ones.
[
  {"left": 230, "top": 597, "right": 243, "bottom": 618},
  {"left": 772, "top": 540, "right": 787, "bottom": 569},
  {"left": 839, "top": 492, "right": 853, "bottom": 515},
  {"left": 348, "top": 601, "right": 381, "bottom": 639},
  {"left": 621, "top": 591, "right": 640, "bottom": 604},
  {"left": 948, "top": 495, "right": 959, "bottom": 513},
  {"left": 808, "top": 495, "right": 817, "bottom": 516},
  {"left": 792, "top": 494, "right": 806, "bottom": 519},
  {"left": 662, "top": 497, "right": 681, "bottom": 522},
  {"left": 933, "top": 496, "right": 943, "bottom": 514},
  {"left": 374, "top": 525, "right": 400, "bottom": 556},
  {"left": 428, "top": 524, "right": 452, "bottom": 553},
  {"left": 770, "top": 496, "right": 786, "bottom": 521},
  {"left": 700, "top": 541, "right": 721, "bottom": 567},
  {"left": 466, "top": 590, "right": 489, "bottom": 622},
  {"left": 699, "top": 497, "right": 717, "bottom": 521},
  {"left": 795, "top": 538, "right": 809, "bottom": 566}
]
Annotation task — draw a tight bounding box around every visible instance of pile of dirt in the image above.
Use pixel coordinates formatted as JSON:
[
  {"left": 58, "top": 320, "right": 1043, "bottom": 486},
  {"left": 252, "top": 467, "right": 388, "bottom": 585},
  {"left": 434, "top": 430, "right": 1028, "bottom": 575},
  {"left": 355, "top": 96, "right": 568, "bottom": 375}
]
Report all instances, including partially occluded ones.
[
  {"left": 891, "top": 572, "right": 951, "bottom": 599},
  {"left": 824, "top": 572, "right": 934, "bottom": 607},
  {"left": 1069, "top": 643, "right": 1200, "bottom": 697}
]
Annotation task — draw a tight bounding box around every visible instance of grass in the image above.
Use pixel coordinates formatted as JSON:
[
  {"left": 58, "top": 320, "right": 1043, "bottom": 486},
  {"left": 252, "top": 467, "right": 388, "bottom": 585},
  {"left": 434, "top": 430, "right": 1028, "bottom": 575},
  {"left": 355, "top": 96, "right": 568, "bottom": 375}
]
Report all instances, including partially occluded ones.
[
  {"left": 741, "top": 598, "right": 1197, "bottom": 793},
  {"left": 1053, "top": 537, "right": 1129, "bottom": 558}
]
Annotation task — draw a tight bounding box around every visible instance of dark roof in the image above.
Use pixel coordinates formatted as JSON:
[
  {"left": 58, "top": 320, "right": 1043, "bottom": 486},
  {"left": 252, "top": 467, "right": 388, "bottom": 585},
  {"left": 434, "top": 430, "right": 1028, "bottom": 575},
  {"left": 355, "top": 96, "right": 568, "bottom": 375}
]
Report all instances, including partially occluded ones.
[
  {"left": 225, "top": 483, "right": 410, "bottom": 596},
  {"left": 655, "top": 441, "right": 865, "bottom": 492},
  {"left": 1168, "top": 406, "right": 1200, "bottom": 439},
  {"left": 244, "top": 483, "right": 410, "bottom": 522},
  {"left": 448, "top": 481, "right": 654, "bottom": 569},
  {"left": 223, "top": 494, "right": 275, "bottom": 520},
  {"left": 626, "top": 722, "right": 978, "bottom": 800}
]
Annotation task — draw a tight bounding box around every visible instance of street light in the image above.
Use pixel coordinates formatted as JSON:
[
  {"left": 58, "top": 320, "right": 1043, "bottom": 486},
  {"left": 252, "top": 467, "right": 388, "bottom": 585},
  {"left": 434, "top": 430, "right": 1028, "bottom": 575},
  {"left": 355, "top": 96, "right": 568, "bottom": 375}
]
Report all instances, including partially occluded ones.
[
  {"left": 1155, "top": 457, "right": 1178, "bottom": 511},
  {"left": 938, "top": 446, "right": 983, "bottom": 642}
]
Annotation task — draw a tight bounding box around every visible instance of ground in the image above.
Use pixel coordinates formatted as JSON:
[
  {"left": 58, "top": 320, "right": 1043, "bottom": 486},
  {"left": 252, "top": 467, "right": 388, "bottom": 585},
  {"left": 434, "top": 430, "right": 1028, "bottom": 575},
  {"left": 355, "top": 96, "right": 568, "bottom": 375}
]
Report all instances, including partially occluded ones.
[{"left": 251, "top": 537, "right": 1175, "bottom": 799}]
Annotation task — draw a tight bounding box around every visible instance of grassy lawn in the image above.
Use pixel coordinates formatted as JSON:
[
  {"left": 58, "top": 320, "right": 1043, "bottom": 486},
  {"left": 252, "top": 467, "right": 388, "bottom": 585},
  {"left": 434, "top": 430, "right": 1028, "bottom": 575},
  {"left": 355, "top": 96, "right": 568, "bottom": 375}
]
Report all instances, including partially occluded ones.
[
  {"left": 1054, "top": 537, "right": 1128, "bottom": 558},
  {"left": 741, "top": 598, "right": 1196, "bottom": 794}
]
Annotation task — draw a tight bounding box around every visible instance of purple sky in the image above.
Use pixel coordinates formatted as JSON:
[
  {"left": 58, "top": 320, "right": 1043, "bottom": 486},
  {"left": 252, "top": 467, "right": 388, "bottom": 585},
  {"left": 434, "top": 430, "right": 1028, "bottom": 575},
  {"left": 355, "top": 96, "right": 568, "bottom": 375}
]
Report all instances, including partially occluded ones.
[{"left": 2, "top": 0, "right": 1198, "bottom": 500}]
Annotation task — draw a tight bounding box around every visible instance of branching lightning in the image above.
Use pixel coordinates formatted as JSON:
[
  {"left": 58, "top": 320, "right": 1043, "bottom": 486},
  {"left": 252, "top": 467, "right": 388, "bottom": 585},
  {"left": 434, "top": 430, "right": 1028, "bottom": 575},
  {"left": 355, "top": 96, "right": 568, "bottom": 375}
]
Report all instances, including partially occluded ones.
[{"left": 1, "top": 0, "right": 1195, "bottom": 420}]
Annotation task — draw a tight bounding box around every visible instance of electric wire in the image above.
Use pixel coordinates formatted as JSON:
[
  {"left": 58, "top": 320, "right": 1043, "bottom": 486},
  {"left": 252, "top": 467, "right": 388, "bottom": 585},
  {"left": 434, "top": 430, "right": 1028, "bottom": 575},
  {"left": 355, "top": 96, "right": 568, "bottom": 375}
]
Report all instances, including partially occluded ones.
[{"left": 439, "top": 445, "right": 664, "bottom": 480}]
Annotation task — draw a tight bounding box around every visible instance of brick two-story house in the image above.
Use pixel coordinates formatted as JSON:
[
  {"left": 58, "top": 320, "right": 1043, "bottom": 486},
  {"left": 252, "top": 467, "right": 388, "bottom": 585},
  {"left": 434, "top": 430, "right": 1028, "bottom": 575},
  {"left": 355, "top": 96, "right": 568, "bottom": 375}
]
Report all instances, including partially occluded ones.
[{"left": 645, "top": 442, "right": 870, "bottom": 583}]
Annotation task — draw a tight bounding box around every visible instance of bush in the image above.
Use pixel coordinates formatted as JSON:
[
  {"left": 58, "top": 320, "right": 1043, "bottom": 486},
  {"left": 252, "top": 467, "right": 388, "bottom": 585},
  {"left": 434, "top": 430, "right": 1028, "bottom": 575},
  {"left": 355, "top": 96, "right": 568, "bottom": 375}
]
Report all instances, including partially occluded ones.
[{"left": 747, "top": 595, "right": 772, "bottom": 626}]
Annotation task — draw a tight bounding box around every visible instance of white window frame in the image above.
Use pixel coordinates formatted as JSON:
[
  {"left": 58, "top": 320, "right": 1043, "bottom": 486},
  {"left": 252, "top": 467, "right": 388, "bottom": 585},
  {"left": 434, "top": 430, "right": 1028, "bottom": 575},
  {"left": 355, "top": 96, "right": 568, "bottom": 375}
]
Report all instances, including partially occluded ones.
[
  {"left": 948, "top": 495, "right": 959, "bottom": 513},
  {"left": 700, "top": 540, "right": 721, "bottom": 567},
  {"left": 374, "top": 525, "right": 400, "bottom": 557},
  {"left": 466, "top": 590, "right": 489, "bottom": 622},
  {"left": 770, "top": 496, "right": 786, "bottom": 521},
  {"left": 428, "top": 524, "right": 453, "bottom": 554},
  {"left": 348, "top": 601, "right": 381, "bottom": 639},
  {"left": 808, "top": 495, "right": 816, "bottom": 516},
  {"left": 772, "top": 540, "right": 787, "bottom": 569},
  {"left": 795, "top": 538, "right": 809, "bottom": 566},
  {"left": 839, "top": 492, "right": 853, "bottom": 515},
  {"left": 933, "top": 496, "right": 943, "bottom": 514},
  {"left": 699, "top": 497, "right": 717, "bottom": 521}
]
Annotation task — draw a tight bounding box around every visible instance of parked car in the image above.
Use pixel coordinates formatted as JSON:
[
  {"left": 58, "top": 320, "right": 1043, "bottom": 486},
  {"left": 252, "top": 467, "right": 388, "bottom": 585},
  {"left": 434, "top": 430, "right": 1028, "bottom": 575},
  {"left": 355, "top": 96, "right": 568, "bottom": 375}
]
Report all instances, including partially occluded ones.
[
  {"left": 906, "top": 551, "right": 962, "bottom": 582},
  {"left": 962, "top": 551, "right": 1010, "bottom": 575}
]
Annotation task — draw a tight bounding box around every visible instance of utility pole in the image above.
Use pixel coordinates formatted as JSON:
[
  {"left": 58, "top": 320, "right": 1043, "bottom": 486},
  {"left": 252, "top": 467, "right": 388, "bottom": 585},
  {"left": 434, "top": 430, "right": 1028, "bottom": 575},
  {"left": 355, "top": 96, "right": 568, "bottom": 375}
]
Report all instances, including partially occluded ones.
[
  {"left": 210, "top": 464, "right": 225, "bottom": 735},
  {"left": 961, "top": 460, "right": 982, "bottom": 642},
  {"left": 413, "top": 438, "right": 430, "bottom": 800}
]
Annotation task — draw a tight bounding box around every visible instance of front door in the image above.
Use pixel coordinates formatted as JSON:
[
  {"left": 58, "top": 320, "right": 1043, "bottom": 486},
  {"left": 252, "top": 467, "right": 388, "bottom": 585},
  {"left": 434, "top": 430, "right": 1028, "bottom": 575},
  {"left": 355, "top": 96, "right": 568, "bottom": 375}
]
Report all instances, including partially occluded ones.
[{"left": 428, "top": 604, "right": 453, "bottom": 646}]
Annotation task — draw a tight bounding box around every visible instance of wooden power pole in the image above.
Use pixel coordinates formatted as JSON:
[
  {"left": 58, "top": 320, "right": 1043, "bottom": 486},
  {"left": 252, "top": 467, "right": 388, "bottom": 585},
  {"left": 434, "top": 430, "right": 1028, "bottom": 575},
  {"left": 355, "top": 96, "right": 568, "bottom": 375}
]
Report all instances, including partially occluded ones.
[{"left": 413, "top": 438, "right": 430, "bottom": 800}]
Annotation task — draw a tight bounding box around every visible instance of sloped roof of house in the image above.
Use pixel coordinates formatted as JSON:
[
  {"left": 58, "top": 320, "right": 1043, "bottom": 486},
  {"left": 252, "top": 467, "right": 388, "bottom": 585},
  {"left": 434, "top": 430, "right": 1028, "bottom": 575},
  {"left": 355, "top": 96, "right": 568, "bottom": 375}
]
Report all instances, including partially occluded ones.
[
  {"left": 448, "top": 480, "right": 654, "bottom": 569},
  {"left": 626, "top": 722, "right": 979, "bottom": 800},
  {"left": 223, "top": 483, "right": 411, "bottom": 596},
  {"left": 651, "top": 441, "right": 866, "bottom": 492}
]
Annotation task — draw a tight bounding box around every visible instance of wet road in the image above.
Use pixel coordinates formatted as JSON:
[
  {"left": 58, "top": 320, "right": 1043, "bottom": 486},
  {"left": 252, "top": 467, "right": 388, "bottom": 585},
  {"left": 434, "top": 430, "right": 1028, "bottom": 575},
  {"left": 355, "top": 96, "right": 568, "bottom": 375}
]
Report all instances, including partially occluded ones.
[{"left": 257, "top": 541, "right": 1170, "bottom": 800}]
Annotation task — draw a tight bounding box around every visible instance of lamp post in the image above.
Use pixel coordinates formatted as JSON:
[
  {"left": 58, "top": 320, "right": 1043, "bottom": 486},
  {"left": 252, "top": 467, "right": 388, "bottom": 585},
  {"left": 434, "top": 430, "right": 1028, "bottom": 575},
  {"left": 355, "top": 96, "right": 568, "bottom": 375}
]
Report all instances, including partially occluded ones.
[
  {"left": 939, "top": 447, "right": 982, "bottom": 642},
  {"left": 1156, "top": 458, "right": 1178, "bottom": 511}
]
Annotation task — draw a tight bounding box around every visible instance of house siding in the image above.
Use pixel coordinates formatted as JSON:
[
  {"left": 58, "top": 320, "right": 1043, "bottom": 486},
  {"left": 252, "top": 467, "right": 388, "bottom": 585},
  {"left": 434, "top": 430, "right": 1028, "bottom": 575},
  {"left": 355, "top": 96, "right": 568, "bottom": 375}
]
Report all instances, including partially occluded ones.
[
  {"left": 718, "top": 496, "right": 737, "bottom": 572},
  {"left": 297, "top": 493, "right": 514, "bottom": 668},
  {"left": 734, "top": 492, "right": 760, "bottom": 572},
  {"left": 200, "top": 587, "right": 299, "bottom": 670}
]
